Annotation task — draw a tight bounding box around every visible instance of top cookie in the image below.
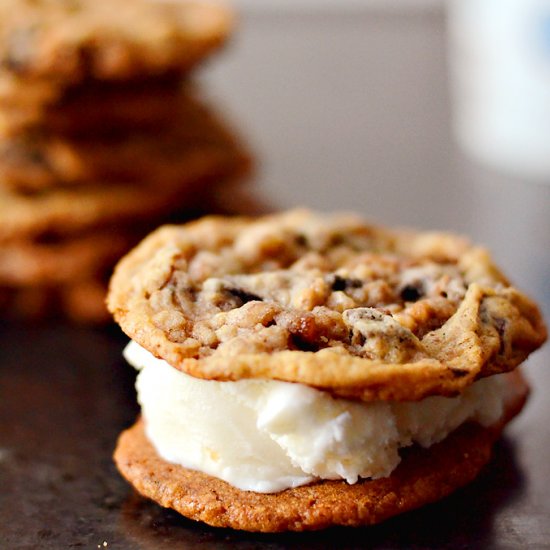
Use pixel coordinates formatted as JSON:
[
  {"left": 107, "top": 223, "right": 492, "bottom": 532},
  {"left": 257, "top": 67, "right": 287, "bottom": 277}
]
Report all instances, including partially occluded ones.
[
  {"left": 0, "top": 0, "right": 232, "bottom": 82},
  {"left": 107, "top": 210, "right": 546, "bottom": 402}
]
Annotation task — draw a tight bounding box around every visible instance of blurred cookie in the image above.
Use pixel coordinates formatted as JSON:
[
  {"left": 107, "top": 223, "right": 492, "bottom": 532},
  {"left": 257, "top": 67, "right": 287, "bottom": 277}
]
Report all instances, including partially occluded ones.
[
  {"left": 0, "top": 277, "right": 110, "bottom": 323},
  {"left": 0, "top": 132, "right": 249, "bottom": 241},
  {"left": 0, "top": 231, "right": 135, "bottom": 285},
  {"left": 0, "top": 283, "right": 52, "bottom": 320},
  {"left": 0, "top": 90, "right": 249, "bottom": 192},
  {"left": 107, "top": 209, "right": 546, "bottom": 402},
  {"left": 0, "top": 0, "right": 246, "bottom": 327},
  {"left": 0, "top": 76, "right": 185, "bottom": 137},
  {"left": 60, "top": 278, "right": 112, "bottom": 324},
  {"left": 0, "top": 72, "right": 59, "bottom": 110},
  {"left": 0, "top": 0, "right": 233, "bottom": 83}
]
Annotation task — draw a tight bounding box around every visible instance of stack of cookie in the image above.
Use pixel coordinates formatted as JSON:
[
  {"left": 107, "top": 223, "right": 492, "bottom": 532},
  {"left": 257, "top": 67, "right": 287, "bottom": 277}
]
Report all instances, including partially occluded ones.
[{"left": 0, "top": 0, "right": 250, "bottom": 322}]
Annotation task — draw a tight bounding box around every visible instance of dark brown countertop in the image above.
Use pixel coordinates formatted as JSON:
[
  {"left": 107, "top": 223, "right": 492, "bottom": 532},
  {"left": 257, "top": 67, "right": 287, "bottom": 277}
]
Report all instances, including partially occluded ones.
[{"left": 2, "top": 6, "right": 550, "bottom": 549}]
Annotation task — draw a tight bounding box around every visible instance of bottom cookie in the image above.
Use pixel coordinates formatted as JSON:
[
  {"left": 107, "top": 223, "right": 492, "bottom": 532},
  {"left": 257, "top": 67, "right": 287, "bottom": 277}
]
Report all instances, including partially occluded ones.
[{"left": 114, "top": 373, "right": 527, "bottom": 532}]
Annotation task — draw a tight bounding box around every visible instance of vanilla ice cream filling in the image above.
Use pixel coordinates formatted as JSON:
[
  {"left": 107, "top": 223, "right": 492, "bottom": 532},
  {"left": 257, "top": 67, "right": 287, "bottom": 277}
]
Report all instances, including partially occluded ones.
[{"left": 125, "top": 341, "right": 520, "bottom": 494}]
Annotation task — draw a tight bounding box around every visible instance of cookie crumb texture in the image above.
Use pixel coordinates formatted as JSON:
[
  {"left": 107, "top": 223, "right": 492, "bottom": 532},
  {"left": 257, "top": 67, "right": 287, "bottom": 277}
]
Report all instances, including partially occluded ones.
[{"left": 108, "top": 210, "right": 546, "bottom": 401}]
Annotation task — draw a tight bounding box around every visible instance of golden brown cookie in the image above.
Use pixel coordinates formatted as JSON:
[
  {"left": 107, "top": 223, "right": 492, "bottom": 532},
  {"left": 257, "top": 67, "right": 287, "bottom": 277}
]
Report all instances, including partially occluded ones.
[
  {"left": 107, "top": 210, "right": 546, "bottom": 402},
  {"left": 0, "top": 76, "right": 186, "bottom": 138},
  {"left": 0, "top": 277, "right": 110, "bottom": 323},
  {"left": 0, "top": 0, "right": 233, "bottom": 83},
  {"left": 0, "top": 72, "right": 57, "bottom": 138},
  {"left": 60, "top": 278, "right": 112, "bottom": 324},
  {"left": 0, "top": 231, "right": 136, "bottom": 285},
  {"left": 0, "top": 89, "right": 250, "bottom": 192},
  {"left": 0, "top": 283, "right": 52, "bottom": 320},
  {"left": 0, "top": 72, "right": 59, "bottom": 109},
  {"left": 0, "top": 137, "right": 249, "bottom": 242},
  {"left": 113, "top": 370, "right": 528, "bottom": 532}
]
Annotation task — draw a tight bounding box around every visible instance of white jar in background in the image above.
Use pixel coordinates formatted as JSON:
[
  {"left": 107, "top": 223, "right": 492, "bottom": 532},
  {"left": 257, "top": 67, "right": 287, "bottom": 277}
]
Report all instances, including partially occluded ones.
[{"left": 448, "top": 0, "right": 550, "bottom": 182}]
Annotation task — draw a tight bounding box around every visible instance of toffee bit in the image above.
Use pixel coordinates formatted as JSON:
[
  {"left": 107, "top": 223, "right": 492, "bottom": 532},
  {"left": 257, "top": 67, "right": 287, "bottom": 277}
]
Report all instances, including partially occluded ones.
[
  {"left": 225, "top": 287, "right": 263, "bottom": 305},
  {"left": 277, "top": 311, "right": 326, "bottom": 351}
]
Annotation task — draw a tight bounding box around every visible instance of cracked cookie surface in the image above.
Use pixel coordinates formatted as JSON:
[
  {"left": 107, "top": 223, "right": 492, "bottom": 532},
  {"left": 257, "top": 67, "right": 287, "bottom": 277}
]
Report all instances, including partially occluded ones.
[{"left": 108, "top": 210, "right": 546, "bottom": 401}]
